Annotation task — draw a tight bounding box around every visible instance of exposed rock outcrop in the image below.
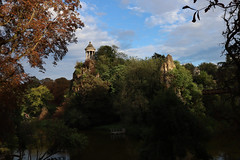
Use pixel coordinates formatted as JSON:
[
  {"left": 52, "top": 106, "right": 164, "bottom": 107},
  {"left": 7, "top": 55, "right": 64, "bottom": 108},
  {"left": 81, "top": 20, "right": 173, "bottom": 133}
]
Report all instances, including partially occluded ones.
[
  {"left": 160, "top": 54, "right": 176, "bottom": 74},
  {"left": 160, "top": 54, "right": 176, "bottom": 88}
]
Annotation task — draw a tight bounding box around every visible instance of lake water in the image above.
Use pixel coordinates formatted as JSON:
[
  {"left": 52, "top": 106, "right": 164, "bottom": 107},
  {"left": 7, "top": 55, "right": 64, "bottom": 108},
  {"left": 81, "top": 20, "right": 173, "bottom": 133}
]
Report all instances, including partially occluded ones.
[
  {"left": 70, "top": 130, "right": 240, "bottom": 160},
  {"left": 71, "top": 130, "right": 140, "bottom": 160},
  {"left": 13, "top": 152, "right": 70, "bottom": 160},
  {"left": 14, "top": 130, "right": 240, "bottom": 160},
  {"left": 207, "top": 131, "right": 240, "bottom": 160}
]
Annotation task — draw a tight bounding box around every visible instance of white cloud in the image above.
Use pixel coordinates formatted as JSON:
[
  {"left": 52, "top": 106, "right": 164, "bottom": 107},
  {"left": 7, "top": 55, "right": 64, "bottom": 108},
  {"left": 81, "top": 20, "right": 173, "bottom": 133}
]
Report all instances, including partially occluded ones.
[
  {"left": 25, "top": 1, "right": 119, "bottom": 80},
  {"left": 24, "top": 0, "right": 230, "bottom": 80},
  {"left": 145, "top": 10, "right": 186, "bottom": 27},
  {"left": 122, "top": 45, "right": 161, "bottom": 58},
  {"left": 127, "top": 6, "right": 145, "bottom": 13},
  {"left": 121, "top": 0, "right": 227, "bottom": 64}
]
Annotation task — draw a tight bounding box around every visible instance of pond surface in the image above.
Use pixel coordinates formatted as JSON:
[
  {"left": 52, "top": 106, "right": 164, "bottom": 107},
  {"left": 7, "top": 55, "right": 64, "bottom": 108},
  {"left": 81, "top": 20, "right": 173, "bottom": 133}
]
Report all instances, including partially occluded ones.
[
  {"left": 70, "top": 130, "right": 240, "bottom": 160},
  {"left": 71, "top": 130, "right": 140, "bottom": 160},
  {"left": 208, "top": 131, "right": 240, "bottom": 160}
]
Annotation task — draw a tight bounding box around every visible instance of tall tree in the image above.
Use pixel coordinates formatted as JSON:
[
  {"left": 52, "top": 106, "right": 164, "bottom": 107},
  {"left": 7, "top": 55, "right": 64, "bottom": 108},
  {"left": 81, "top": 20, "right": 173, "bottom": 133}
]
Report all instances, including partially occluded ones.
[
  {"left": 0, "top": 0, "right": 84, "bottom": 86},
  {"left": 52, "top": 77, "right": 70, "bottom": 105},
  {"left": 183, "top": 63, "right": 195, "bottom": 75},
  {"left": 0, "top": 1, "right": 83, "bottom": 145},
  {"left": 183, "top": 0, "right": 240, "bottom": 93},
  {"left": 21, "top": 85, "right": 54, "bottom": 119},
  {"left": 198, "top": 63, "right": 218, "bottom": 80},
  {"left": 169, "top": 61, "right": 205, "bottom": 115},
  {"left": 15, "top": 120, "right": 87, "bottom": 160}
]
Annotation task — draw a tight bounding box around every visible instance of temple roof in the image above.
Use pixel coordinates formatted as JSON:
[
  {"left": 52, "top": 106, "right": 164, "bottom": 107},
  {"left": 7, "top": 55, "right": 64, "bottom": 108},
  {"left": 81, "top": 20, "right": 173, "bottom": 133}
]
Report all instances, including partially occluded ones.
[{"left": 85, "top": 42, "right": 96, "bottom": 51}]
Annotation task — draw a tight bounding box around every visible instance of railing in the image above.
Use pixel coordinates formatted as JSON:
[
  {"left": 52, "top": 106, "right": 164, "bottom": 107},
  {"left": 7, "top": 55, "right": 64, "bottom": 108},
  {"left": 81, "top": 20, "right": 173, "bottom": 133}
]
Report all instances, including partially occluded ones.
[
  {"left": 202, "top": 88, "right": 230, "bottom": 95},
  {"left": 110, "top": 128, "right": 126, "bottom": 135}
]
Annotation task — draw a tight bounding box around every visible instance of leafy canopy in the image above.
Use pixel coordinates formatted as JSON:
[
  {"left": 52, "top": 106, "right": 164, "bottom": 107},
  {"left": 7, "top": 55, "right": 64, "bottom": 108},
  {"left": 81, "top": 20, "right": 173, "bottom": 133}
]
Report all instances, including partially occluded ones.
[
  {"left": 0, "top": 0, "right": 84, "bottom": 87},
  {"left": 21, "top": 85, "right": 54, "bottom": 118}
]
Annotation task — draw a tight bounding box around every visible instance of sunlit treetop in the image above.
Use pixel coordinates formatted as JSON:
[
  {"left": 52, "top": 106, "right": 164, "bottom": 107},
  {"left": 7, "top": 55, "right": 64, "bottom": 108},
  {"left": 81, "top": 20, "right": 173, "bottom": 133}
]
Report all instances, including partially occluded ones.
[{"left": 0, "top": 0, "right": 84, "bottom": 87}]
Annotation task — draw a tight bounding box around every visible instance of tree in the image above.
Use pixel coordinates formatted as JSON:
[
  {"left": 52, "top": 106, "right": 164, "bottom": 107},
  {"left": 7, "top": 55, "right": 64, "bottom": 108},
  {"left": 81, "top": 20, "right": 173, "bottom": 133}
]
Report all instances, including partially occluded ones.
[
  {"left": 194, "top": 71, "right": 216, "bottom": 89},
  {"left": 52, "top": 77, "right": 70, "bottom": 105},
  {"left": 140, "top": 90, "right": 210, "bottom": 160},
  {"left": 0, "top": 0, "right": 84, "bottom": 86},
  {"left": 198, "top": 63, "right": 218, "bottom": 80},
  {"left": 15, "top": 120, "right": 87, "bottom": 160},
  {"left": 152, "top": 53, "right": 165, "bottom": 60},
  {"left": 95, "top": 45, "right": 118, "bottom": 62},
  {"left": 183, "top": 63, "right": 195, "bottom": 75},
  {"left": 114, "top": 58, "right": 163, "bottom": 123},
  {"left": 183, "top": 0, "right": 240, "bottom": 93},
  {"left": 169, "top": 62, "right": 205, "bottom": 115},
  {"left": 94, "top": 45, "right": 127, "bottom": 81},
  {"left": 94, "top": 45, "right": 127, "bottom": 93},
  {"left": 65, "top": 61, "right": 116, "bottom": 129},
  {"left": 21, "top": 85, "right": 54, "bottom": 119},
  {"left": 41, "top": 77, "right": 70, "bottom": 105}
]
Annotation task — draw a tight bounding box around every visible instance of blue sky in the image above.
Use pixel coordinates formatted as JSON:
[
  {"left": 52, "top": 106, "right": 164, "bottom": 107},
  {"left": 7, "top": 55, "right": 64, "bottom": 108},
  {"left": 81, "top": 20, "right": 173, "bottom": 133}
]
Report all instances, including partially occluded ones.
[{"left": 25, "top": 0, "right": 227, "bottom": 80}]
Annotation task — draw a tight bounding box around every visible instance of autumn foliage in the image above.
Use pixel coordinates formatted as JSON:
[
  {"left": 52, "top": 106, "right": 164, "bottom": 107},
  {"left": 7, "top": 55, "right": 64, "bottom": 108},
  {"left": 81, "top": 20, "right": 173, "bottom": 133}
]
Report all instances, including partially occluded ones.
[
  {"left": 0, "top": 0, "right": 84, "bottom": 146},
  {"left": 0, "top": 0, "right": 84, "bottom": 87}
]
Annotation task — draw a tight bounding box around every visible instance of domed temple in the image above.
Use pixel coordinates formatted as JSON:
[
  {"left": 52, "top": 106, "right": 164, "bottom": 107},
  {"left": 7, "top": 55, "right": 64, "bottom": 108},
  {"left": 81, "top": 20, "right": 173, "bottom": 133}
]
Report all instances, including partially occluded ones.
[{"left": 85, "top": 42, "right": 96, "bottom": 60}]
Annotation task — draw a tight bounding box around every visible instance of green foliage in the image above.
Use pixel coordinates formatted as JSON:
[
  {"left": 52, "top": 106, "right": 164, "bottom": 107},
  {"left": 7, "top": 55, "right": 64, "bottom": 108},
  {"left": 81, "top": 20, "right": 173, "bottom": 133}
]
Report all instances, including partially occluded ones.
[
  {"left": 170, "top": 63, "right": 199, "bottom": 101},
  {"left": 21, "top": 85, "right": 54, "bottom": 118},
  {"left": 170, "top": 63, "right": 193, "bottom": 93},
  {"left": 114, "top": 58, "right": 163, "bottom": 124},
  {"left": 194, "top": 71, "right": 216, "bottom": 89},
  {"left": 198, "top": 62, "right": 218, "bottom": 80},
  {"left": 217, "top": 57, "right": 239, "bottom": 92},
  {"left": 152, "top": 53, "right": 165, "bottom": 60},
  {"left": 65, "top": 68, "right": 117, "bottom": 129},
  {"left": 94, "top": 45, "right": 127, "bottom": 84},
  {"left": 183, "top": 63, "right": 195, "bottom": 75},
  {"left": 95, "top": 45, "right": 118, "bottom": 62},
  {"left": 51, "top": 77, "right": 70, "bottom": 105},
  {"left": 140, "top": 90, "right": 210, "bottom": 160},
  {"left": 204, "top": 94, "right": 240, "bottom": 129},
  {"left": 40, "top": 77, "right": 70, "bottom": 106},
  {"left": 16, "top": 120, "right": 87, "bottom": 160}
]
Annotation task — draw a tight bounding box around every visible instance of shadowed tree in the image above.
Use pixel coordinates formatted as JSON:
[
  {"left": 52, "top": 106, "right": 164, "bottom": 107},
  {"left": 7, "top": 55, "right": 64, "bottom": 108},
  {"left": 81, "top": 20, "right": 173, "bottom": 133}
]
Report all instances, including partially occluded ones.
[
  {"left": 140, "top": 90, "right": 210, "bottom": 160},
  {"left": 183, "top": 0, "right": 240, "bottom": 94},
  {"left": 198, "top": 63, "right": 218, "bottom": 80},
  {"left": 0, "top": 0, "right": 83, "bottom": 147},
  {"left": 21, "top": 85, "right": 54, "bottom": 119},
  {"left": 15, "top": 120, "right": 87, "bottom": 160},
  {"left": 183, "top": 63, "right": 195, "bottom": 75}
]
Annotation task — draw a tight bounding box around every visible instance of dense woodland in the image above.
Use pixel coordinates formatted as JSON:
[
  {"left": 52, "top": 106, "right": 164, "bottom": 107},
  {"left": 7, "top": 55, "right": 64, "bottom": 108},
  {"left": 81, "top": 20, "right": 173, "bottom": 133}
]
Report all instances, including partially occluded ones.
[
  {"left": 1, "top": 0, "right": 240, "bottom": 160},
  {"left": 1, "top": 45, "right": 240, "bottom": 160}
]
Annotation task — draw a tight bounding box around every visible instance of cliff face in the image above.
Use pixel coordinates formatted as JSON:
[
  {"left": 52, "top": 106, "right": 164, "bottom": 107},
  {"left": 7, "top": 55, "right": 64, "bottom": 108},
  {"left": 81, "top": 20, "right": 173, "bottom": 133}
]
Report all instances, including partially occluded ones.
[
  {"left": 70, "top": 59, "right": 108, "bottom": 95},
  {"left": 160, "top": 54, "right": 176, "bottom": 88},
  {"left": 160, "top": 54, "right": 176, "bottom": 74},
  {"left": 71, "top": 59, "right": 96, "bottom": 92},
  {"left": 73, "top": 59, "right": 96, "bottom": 80}
]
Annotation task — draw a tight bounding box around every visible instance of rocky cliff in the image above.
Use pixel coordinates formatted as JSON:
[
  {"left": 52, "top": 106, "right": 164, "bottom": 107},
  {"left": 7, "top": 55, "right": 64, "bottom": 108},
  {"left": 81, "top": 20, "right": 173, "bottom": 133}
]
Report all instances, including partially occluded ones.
[
  {"left": 160, "top": 54, "right": 176, "bottom": 74},
  {"left": 160, "top": 54, "right": 176, "bottom": 88}
]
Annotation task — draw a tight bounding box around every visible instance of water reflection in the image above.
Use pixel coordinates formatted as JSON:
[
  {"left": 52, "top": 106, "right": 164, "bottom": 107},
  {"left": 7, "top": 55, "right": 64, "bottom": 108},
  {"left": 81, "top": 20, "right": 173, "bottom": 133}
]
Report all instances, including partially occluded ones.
[
  {"left": 70, "top": 130, "right": 240, "bottom": 160},
  {"left": 13, "top": 152, "right": 70, "bottom": 160},
  {"left": 71, "top": 130, "right": 140, "bottom": 160},
  {"left": 208, "top": 131, "right": 240, "bottom": 160}
]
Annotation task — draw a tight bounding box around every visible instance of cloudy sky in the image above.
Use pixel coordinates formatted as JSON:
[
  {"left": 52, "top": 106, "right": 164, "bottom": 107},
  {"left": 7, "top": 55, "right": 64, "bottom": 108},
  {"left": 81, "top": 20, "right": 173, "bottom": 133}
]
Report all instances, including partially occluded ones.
[{"left": 25, "top": 0, "right": 228, "bottom": 80}]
